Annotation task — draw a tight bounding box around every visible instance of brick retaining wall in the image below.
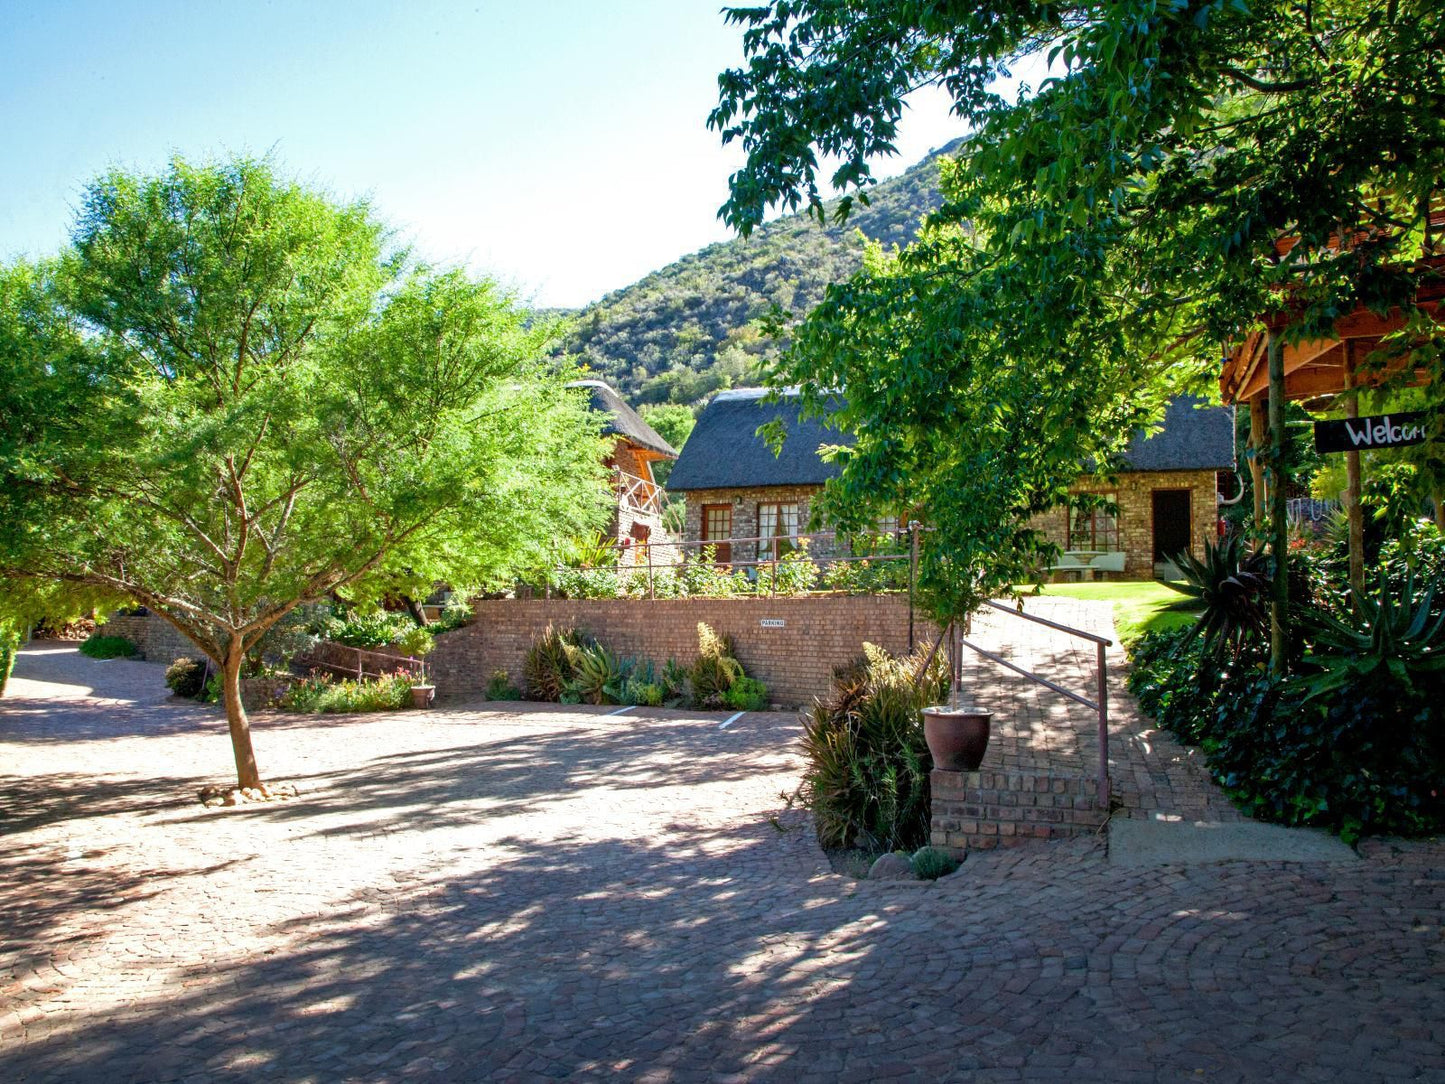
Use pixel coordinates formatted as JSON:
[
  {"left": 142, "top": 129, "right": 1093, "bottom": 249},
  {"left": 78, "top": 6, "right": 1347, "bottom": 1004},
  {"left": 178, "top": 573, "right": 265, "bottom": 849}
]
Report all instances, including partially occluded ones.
[
  {"left": 101, "top": 613, "right": 197, "bottom": 665},
  {"left": 930, "top": 768, "right": 1107, "bottom": 853},
  {"left": 428, "top": 595, "right": 931, "bottom": 707}
]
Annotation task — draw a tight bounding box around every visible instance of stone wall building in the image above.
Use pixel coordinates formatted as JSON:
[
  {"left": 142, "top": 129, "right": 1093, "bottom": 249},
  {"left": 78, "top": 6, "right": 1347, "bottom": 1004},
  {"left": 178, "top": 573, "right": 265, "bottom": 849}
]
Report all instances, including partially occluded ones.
[{"left": 667, "top": 388, "right": 1235, "bottom": 581}]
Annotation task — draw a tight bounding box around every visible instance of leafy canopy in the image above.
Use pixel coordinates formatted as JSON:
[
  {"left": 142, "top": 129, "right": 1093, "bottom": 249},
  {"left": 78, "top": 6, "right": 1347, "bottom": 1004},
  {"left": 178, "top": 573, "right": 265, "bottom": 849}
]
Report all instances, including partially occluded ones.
[{"left": 713, "top": 0, "right": 1445, "bottom": 617}]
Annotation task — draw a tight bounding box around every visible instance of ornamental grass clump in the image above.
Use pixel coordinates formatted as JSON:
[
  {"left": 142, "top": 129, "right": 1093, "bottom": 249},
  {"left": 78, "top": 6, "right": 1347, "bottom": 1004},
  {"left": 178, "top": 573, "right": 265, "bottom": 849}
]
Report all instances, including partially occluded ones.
[
  {"left": 523, "top": 626, "right": 585, "bottom": 701},
  {"left": 796, "top": 642, "right": 950, "bottom": 853}
]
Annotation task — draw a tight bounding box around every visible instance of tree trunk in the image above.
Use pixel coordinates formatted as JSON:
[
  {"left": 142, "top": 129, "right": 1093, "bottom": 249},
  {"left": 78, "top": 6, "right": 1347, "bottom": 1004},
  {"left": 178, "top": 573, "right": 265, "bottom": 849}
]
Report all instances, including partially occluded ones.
[
  {"left": 401, "top": 594, "right": 427, "bottom": 627},
  {"left": 222, "top": 636, "right": 263, "bottom": 790},
  {"left": 1249, "top": 396, "right": 1267, "bottom": 531},
  {"left": 1267, "top": 329, "right": 1290, "bottom": 677}
]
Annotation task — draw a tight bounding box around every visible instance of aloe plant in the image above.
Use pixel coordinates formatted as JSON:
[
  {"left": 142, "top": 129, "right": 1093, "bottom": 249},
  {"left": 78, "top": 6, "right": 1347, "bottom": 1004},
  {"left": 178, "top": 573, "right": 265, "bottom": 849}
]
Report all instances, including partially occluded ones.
[
  {"left": 1295, "top": 570, "right": 1445, "bottom": 701},
  {"left": 1163, "top": 535, "right": 1271, "bottom": 660}
]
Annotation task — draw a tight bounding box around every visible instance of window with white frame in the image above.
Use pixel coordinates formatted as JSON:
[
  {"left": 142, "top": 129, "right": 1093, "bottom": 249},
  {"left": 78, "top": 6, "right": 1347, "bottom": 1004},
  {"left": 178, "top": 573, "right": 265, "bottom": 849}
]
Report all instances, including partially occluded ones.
[{"left": 757, "top": 501, "right": 800, "bottom": 560}]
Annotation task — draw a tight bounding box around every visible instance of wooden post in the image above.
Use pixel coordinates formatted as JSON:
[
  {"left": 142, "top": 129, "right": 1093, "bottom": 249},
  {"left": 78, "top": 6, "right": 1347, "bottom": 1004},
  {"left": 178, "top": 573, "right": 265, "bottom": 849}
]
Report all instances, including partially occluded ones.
[
  {"left": 1267, "top": 327, "right": 1290, "bottom": 676},
  {"left": 1343, "top": 343, "right": 1366, "bottom": 604},
  {"left": 1249, "top": 395, "right": 1268, "bottom": 530},
  {"left": 908, "top": 521, "right": 920, "bottom": 651}
]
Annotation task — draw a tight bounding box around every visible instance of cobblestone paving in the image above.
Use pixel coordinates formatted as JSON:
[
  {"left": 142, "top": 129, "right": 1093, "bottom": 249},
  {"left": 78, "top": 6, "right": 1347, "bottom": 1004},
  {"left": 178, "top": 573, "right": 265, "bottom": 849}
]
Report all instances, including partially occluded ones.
[
  {"left": 3, "top": 642, "right": 1444, "bottom": 1083},
  {"left": 962, "top": 597, "right": 1241, "bottom": 821}
]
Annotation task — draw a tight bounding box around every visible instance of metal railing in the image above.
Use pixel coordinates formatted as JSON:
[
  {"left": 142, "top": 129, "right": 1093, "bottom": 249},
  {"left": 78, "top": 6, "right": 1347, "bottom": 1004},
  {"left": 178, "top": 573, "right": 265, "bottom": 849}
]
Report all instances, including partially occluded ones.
[{"left": 948, "top": 601, "right": 1114, "bottom": 805}]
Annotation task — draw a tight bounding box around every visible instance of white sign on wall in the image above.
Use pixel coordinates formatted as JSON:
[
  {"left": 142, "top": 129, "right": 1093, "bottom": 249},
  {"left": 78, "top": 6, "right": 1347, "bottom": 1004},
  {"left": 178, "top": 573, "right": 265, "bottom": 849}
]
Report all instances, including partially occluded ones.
[{"left": 760, "top": 618, "right": 785, "bottom": 629}]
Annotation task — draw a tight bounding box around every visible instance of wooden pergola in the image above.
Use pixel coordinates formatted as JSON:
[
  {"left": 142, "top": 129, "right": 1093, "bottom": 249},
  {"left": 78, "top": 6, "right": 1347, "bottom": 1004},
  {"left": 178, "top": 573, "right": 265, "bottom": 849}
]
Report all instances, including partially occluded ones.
[{"left": 1218, "top": 233, "right": 1444, "bottom": 635}]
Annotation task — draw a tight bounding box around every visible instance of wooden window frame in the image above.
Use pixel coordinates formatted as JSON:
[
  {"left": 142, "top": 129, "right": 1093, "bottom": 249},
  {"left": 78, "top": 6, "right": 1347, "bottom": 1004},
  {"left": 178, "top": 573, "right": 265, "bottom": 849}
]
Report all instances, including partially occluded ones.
[
  {"left": 701, "top": 503, "right": 733, "bottom": 564},
  {"left": 1066, "top": 492, "right": 1121, "bottom": 552}
]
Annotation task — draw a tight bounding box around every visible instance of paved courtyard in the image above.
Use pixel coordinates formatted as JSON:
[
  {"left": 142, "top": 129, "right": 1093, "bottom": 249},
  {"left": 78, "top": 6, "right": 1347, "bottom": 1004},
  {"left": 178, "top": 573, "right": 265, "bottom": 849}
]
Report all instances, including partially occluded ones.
[{"left": 2, "top": 639, "right": 1443, "bottom": 1082}]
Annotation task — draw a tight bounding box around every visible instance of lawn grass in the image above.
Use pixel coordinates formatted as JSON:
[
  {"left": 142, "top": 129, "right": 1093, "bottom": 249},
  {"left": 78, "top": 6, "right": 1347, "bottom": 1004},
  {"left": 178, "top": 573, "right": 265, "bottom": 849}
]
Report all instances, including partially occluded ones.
[{"left": 1017, "top": 580, "right": 1196, "bottom": 648}]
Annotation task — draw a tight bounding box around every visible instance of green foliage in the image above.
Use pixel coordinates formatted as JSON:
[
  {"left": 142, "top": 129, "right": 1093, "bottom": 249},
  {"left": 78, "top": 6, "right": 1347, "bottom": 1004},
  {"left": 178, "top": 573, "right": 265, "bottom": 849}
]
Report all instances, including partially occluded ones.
[
  {"left": 689, "top": 622, "right": 745, "bottom": 709},
  {"left": 523, "top": 626, "right": 584, "bottom": 702},
  {"left": 78, "top": 634, "right": 138, "bottom": 660},
  {"left": 394, "top": 624, "right": 435, "bottom": 659},
  {"left": 427, "top": 589, "right": 478, "bottom": 635},
  {"left": 1296, "top": 570, "right": 1445, "bottom": 701},
  {"left": 0, "top": 627, "right": 18, "bottom": 696},
  {"left": 710, "top": 0, "right": 1445, "bottom": 625},
  {"left": 723, "top": 676, "right": 769, "bottom": 712},
  {"left": 797, "top": 642, "right": 951, "bottom": 852},
  {"left": 485, "top": 668, "right": 522, "bottom": 701},
  {"left": 637, "top": 404, "right": 697, "bottom": 451},
  {"left": 1164, "top": 535, "right": 1272, "bottom": 660},
  {"left": 282, "top": 672, "right": 411, "bottom": 714},
  {"left": 661, "top": 658, "right": 689, "bottom": 706},
  {"left": 910, "top": 846, "right": 960, "bottom": 881},
  {"left": 1129, "top": 621, "right": 1444, "bottom": 843},
  {"left": 165, "top": 657, "right": 209, "bottom": 699},
  {"left": 568, "top": 642, "right": 624, "bottom": 705},
  {"left": 312, "top": 608, "right": 422, "bottom": 650}
]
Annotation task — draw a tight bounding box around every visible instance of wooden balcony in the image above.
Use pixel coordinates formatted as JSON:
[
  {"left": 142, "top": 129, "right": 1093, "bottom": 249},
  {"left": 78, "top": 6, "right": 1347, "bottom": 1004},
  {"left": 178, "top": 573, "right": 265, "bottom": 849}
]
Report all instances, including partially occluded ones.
[{"left": 615, "top": 468, "right": 662, "bottom": 518}]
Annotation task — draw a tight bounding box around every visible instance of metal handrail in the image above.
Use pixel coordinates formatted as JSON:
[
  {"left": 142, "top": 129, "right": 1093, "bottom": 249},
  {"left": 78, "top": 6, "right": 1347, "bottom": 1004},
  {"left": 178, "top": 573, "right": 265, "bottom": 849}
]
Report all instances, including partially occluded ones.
[{"left": 956, "top": 605, "right": 1114, "bottom": 806}]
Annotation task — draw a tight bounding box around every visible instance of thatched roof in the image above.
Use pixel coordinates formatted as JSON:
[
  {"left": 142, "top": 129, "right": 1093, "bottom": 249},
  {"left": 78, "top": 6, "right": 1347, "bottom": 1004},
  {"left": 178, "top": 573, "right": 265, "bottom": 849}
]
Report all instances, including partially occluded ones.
[
  {"left": 568, "top": 380, "right": 676, "bottom": 458},
  {"left": 665, "top": 389, "right": 848, "bottom": 492},
  {"left": 1119, "top": 396, "right": 1236, "bottom": 471}
]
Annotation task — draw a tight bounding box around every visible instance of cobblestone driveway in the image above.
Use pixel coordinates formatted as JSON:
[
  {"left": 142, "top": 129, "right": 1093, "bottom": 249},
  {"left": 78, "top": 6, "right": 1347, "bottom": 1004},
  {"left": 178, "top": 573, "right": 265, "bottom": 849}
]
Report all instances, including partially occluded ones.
[{"left": 2, "top": 643, "right": 1443, "bottom": 1083}]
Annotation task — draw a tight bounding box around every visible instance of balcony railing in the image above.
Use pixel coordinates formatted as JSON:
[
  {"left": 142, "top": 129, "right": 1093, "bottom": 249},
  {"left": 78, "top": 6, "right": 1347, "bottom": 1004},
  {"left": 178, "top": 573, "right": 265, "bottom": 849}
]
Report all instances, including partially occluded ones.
[{"left": 615, "top": 468, "right": 662, "bottom": 517}]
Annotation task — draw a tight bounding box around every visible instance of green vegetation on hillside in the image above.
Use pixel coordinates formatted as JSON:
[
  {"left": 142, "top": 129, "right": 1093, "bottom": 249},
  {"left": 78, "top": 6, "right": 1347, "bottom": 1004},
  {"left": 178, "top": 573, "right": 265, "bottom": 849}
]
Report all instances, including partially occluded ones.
[{"left": 559, "top": 139, "right": 962, "bottom": 404}]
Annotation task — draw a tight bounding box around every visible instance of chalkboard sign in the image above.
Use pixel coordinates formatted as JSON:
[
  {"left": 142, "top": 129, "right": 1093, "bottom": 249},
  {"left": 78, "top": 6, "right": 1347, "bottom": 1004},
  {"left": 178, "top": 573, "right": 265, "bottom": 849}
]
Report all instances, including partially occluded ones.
[{"left": 1314, "top": 412, "right": 1429, "bottom": 454}]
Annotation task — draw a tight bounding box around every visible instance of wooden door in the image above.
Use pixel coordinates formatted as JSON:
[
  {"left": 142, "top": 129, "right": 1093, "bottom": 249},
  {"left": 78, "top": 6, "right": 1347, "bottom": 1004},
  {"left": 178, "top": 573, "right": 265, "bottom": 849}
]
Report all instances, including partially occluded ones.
[{"left": 1152, "top": 489, "right": 1192, "bottom": 563}]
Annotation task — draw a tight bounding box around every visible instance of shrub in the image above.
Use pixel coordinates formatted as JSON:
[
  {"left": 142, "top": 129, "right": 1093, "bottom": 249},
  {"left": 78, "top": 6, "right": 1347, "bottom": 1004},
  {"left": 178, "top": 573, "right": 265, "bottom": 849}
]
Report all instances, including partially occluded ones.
[
  {"left": 1163, "top": 534, "right": 1271, "bottom": 659},
  {"left": 1128, "top": 594, "right": 1445, "bottom": 843},
  {"left": 796, "top": 642, "right": 950, "bottom": 852},
  {"left": 689, "top": 622, "right": 744, "bottom": 708},
  {"left": 281, "top": 671, "right": 411, "bottom": 713},
  {"left": 661, "top": 658, "right": 689, "bottom": 706},
  {"left": 79, "top": 634, "right": 138, "bottom": 659},
  {"left": 910, "top": 846, "right": 960, "bottom": 880},
  {"left": 568, "top": 643, "right": 625, "bottom": 705},
  {"left": 485, "top": 668, "right": 522, "bottom": 701},
  {"left": 311, "top": 608, "right": 417, "bottom": 650},
  {"left": 524, "top": 626, "right": 584, "bottom": 701},
  {"left": 165, "top": 657, "right": 208, "bottom": 698},
  {"left": 723, "top": 676, "right": 769, "bottom": 711},
  {"left": 395, "top": 624, "right": 435, "bottom": 659}
]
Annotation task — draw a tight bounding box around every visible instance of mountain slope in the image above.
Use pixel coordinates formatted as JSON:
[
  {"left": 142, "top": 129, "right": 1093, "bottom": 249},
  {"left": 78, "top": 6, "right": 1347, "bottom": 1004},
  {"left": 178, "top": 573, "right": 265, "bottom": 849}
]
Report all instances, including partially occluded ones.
[{"left": 561, "top": 138, "right": 964, "bottom": 405}]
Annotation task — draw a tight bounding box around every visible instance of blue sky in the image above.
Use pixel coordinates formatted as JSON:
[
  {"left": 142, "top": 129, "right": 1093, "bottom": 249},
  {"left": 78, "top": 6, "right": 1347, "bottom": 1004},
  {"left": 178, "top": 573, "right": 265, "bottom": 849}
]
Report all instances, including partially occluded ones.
[{"left": 0, "top": 1, "right": 971, "bottom": 308}]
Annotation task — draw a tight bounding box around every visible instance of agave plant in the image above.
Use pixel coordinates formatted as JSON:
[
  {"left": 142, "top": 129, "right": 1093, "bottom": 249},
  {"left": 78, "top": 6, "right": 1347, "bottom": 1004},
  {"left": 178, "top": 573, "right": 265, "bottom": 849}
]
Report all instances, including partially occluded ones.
[
  {"left": 1163, "top": 535, "right": 1271, "bottom": 659},
  {"left": 568, "top": 643, "right": 625, "bottom": 705},
  {"left": 1295, "top": 570, "right": 1445, "bottom": 701}
]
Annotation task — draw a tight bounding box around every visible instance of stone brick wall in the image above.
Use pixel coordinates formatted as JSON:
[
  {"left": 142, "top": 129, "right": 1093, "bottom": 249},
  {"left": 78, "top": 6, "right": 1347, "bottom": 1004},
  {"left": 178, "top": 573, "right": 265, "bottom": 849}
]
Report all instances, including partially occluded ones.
[
  {"left": 100, "top": 613, "right": 197, "bottom": 665},
  {"left": 1029, "top": 469, "right": 1220, "bottom": 579},
  {"left": 930, "top": 769, "right": 1106, "bottom": 853},
  {"left": 428, "top": 594, "right": 932, "bottom": 707}
]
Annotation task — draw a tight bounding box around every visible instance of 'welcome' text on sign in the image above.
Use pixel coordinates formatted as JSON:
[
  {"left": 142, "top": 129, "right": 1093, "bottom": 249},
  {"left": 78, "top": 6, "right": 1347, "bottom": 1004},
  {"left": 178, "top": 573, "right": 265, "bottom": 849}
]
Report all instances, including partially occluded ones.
[{"left": 1314, "top": 412, "right": 1430, "bottom": 454}]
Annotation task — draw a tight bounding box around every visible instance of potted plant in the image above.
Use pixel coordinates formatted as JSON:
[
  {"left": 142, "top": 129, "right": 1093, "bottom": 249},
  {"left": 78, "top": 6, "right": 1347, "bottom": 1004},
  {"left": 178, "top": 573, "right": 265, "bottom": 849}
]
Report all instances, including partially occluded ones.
[
  {"left": 920, "top": 623, "right": 992, "bottom": 770},
  {"left": 409, "top": 661, "right": 436, "bottom": 709}
]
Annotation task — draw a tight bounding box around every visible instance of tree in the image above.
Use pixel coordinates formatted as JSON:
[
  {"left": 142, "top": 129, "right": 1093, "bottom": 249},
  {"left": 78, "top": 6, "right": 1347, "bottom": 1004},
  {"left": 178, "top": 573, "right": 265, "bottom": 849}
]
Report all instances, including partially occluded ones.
[
  {"left": 713, "top": 0, "right": 1445, "bottom": 660},
  {"left": 0, "top": 157, "right": 610, "bottom": 790}
]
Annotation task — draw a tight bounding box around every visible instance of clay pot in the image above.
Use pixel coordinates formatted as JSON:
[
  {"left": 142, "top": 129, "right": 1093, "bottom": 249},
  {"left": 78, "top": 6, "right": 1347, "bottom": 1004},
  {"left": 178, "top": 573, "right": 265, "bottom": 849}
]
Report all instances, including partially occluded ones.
[
  {"left": 409, "top": 684, "right": 436, "bottom": 709},
  {"left": 922, "top": 707, "right": 992, "bottom": 771}
]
